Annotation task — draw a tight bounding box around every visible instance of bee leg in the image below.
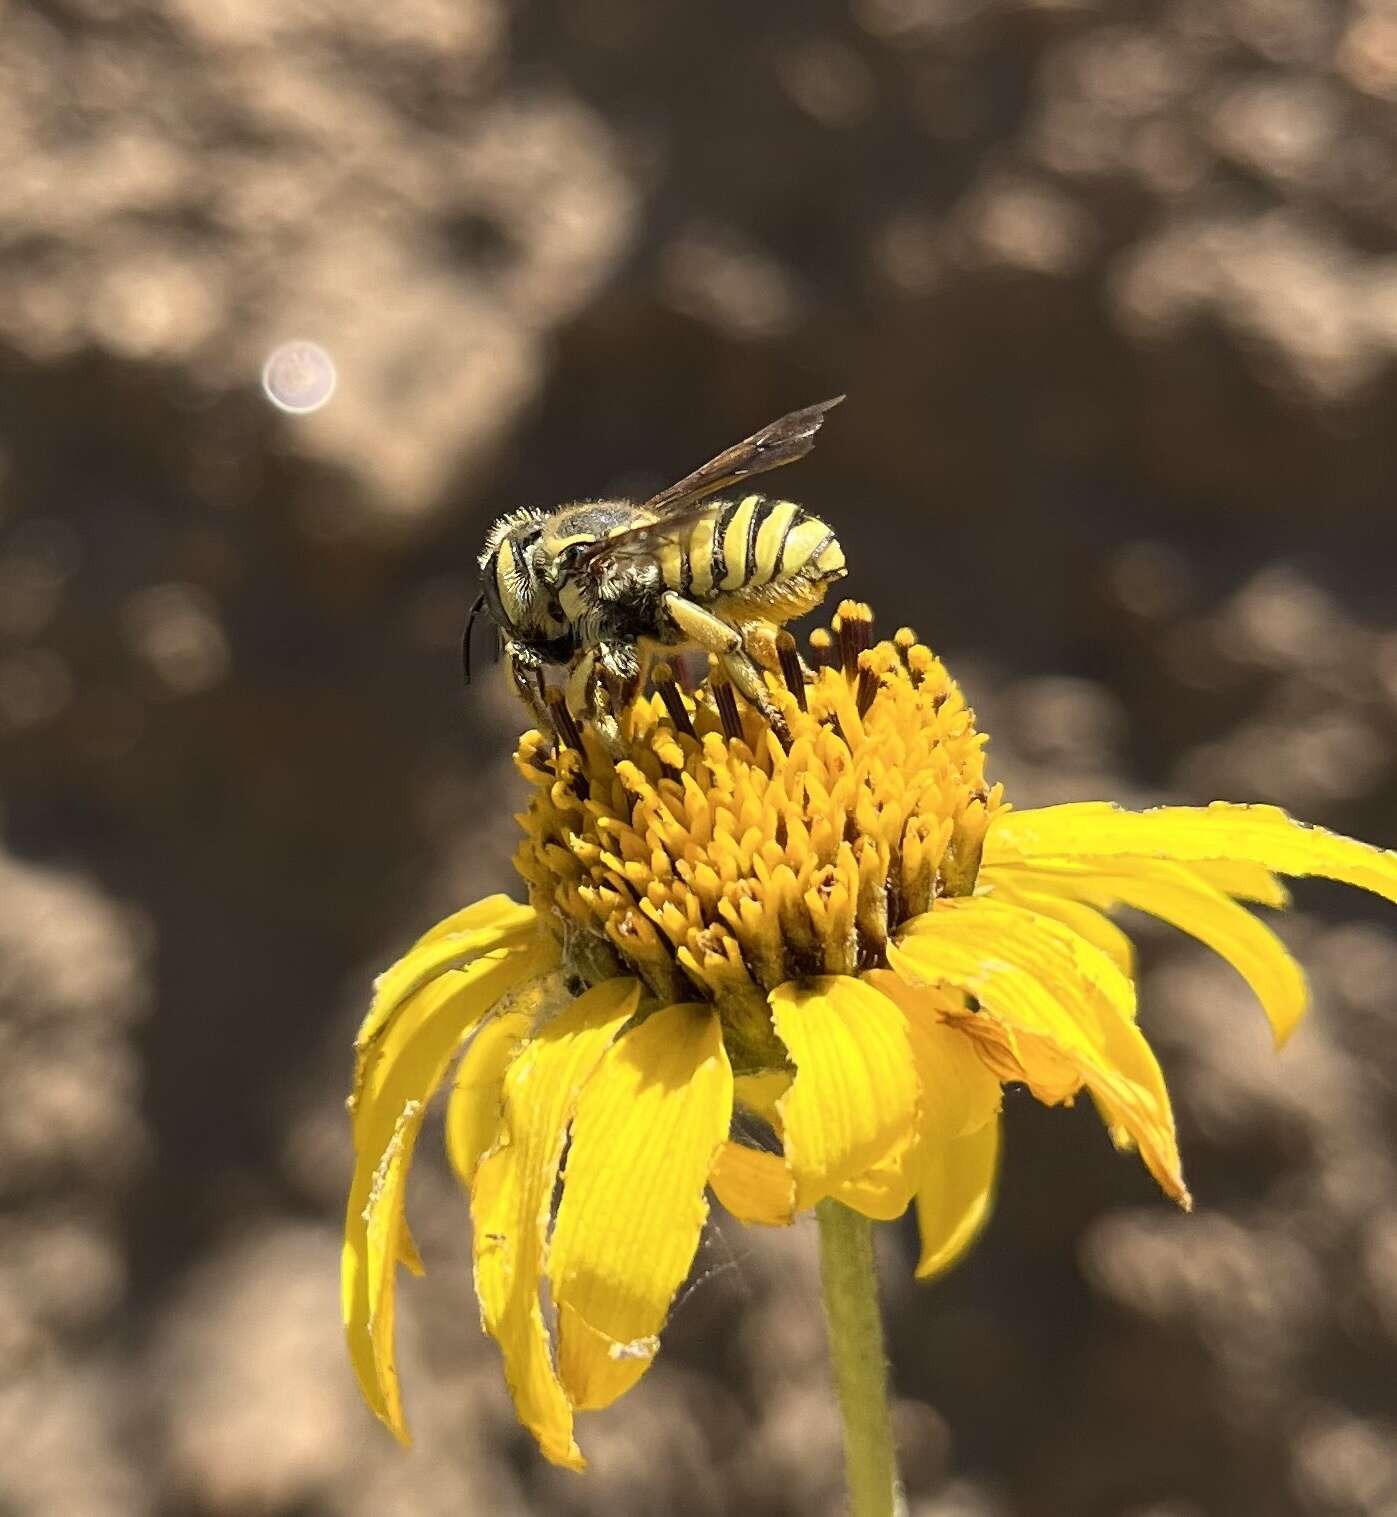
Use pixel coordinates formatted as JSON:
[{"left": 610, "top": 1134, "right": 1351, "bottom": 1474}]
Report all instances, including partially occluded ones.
[
  {"left": 505, "top": 640, "right": 556, "bottom": 737},
  {"left": 597, "top": 638, "right": 643, "bottom": 696},
  {"left": 564, "top": 649, "right": 596, "bottom": 735},
  {"left": 564, "top": 647, "right": 627, "bottom": 758},
  {"left": 595, "top": 640, "right": 645, "bottom": 756},
  {"left": 735, "top": 618, "right": 784, "bottom": 673},
  {"left": 590, "top": 681, "right": 627, "bottom": 759},
  {"left": 660, "top": 593, "right": 791, "bottom": 744},
  {"left": 721, "top": 647, "right": 793, "bottom": 746}
]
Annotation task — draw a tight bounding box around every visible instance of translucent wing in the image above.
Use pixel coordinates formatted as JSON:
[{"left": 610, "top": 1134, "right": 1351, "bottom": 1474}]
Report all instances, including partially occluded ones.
[
  {"left": 640, "top": 396, "right": 844, "bottom": 519},
  {"left": 581, "top": 396, "right": 843, "bottom": 564},
  {"left": 586, "top": 498, "right": 729, "bottom": 562}
]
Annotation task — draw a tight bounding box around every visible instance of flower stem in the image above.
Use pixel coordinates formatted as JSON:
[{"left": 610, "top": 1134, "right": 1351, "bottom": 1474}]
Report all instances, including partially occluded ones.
[{"left": 815, "top": 1198, "right": 901, "bottom": 1517}]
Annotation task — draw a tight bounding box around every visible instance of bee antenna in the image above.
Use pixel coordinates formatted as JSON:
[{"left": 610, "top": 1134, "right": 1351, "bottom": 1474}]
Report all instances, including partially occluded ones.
[{"left": 462, "top": 592, "right": 487, "bottom": 686}]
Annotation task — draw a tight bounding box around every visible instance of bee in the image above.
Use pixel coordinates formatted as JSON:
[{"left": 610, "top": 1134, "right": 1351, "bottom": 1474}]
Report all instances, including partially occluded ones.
[{"left": 465, "top": 397, "right": 847, "bottom": 750}]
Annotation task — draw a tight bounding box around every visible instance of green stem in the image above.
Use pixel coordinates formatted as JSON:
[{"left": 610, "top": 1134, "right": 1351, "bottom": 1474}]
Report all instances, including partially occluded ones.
[{"left": 816, "top": 1199, "right": 901, "bottom": 1517}]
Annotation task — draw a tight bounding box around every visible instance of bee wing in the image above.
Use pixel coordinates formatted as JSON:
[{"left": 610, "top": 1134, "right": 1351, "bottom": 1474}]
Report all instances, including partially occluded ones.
[
  {"left": 639, "top": 395, "right": 844, "bottom": 519},
  {"left": 582, "top": 396, "right": 844, "bottom": 564},
  {"left": 580, "top": 499, "right": 729, "bottom": 563}
]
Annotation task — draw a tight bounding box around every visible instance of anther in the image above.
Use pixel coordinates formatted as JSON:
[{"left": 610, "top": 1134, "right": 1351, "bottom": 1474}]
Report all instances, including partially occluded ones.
[
  {"left": 893, "top": 628, "right": 917, "bottom": 665},
  {"left": 546, "top": 689, "right": 585, "bottom": 753},
  {"left": 653, "top": 661, "right": 696, "bottom": 738},
  {"left": 808, "top": 627, "right": 835, "bottom": 668},
  {"left": 707, "top": 658, "right": 744, "bottom": 743},
  {"left": 835, "top": 599, "right": 873, "bottom": 680},
  {"left": 907, "top": 644, "right": 934, "bottom": 689},
  {"left": 775, "top": 631, "right": 808, "bottom": 712},
  {"left": 825, "top": 709, "right": 852, "bottom": 750},
  {"left": 855, "top": 653, "right": 878, "bottom": 718}
]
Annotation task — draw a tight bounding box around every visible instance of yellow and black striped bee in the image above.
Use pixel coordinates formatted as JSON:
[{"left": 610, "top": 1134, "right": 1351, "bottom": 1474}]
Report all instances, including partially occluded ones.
[{"left": 466, "top": 398, "right": 847, "bottom": 749}]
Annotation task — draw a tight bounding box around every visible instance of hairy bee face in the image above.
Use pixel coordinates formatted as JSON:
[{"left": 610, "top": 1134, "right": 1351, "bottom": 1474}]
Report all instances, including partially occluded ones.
[{"left": 477, "top": 507, "right": 572, "bottom": 658}]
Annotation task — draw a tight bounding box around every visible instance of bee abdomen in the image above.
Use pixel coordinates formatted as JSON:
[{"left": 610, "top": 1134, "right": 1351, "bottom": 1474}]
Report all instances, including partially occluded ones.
[
  {"left": 670, "top": 495, "right": 843, "bottom": 602},
  {"left": 771, "top": 507, "right": 845, "bottom": 585}
]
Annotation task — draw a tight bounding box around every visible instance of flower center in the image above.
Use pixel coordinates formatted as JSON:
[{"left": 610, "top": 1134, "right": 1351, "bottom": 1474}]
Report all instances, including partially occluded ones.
[{"left": 514, "top": 603, "right": 1003, "bottom": 1072}]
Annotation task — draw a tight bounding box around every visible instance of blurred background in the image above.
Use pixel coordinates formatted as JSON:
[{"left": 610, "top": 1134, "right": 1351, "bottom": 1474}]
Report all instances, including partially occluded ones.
[{"left": 2, "top": 0, "right": 1396, "bottom": 1513}]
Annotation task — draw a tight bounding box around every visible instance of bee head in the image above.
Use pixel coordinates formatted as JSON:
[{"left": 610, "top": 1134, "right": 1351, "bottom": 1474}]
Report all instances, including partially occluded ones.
[{"left": 477, "top": 508, "right": 557, "bottom": 633}]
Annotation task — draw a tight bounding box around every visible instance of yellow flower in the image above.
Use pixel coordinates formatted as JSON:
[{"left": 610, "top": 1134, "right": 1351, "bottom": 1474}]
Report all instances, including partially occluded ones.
[{"left": 342, "top": 603, "right": 1397, "bottom": 1469}]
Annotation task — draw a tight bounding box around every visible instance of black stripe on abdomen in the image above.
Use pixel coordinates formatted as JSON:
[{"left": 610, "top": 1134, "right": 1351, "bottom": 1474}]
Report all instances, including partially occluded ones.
[
  {"left": 745, "top": 498, "right": 775, "bottom": 583},
  {"left": 775, "top": 508, "right": 808, "bottom": 576},
  {"left": 711, "top": 500, "right": 741, "bottom": 590}
]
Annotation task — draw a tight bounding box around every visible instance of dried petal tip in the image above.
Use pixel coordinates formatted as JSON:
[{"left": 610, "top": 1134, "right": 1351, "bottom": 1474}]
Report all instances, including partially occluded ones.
[
  {"left": 775, "top": 631, "right": 808, "bottom": 711},
  {"left": 834, "top": 599, "right": 874, "bottom": 678}
]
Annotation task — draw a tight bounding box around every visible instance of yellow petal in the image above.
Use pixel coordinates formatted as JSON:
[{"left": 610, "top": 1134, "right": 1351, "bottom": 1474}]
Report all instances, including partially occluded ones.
[
  {"left": 892, "top": 899, "right": 1188, "bottom": 1205},
  {"left": 915, "top": 1116, "right": 1001, "bottom": 1279},
  {"left": 397, "top": 1223, "right": 424, "bottom": 1277},
  {"left": 1010, "top": 862, "right": 1309, "bottom": 1047},
  {"left": 445, "top": 1009, "right": 532, "bottom": 1192},
  {"left": 952, "top": 1009, "right": 1083, "bottom": 1104},
  {"left": 831, "top": 1156, "right": 915, "bottom": 1221},
  {"left": 550, "top": 1005, "right": 733, "bottom": 1410},
  {"left": 352, "top": 897, "right": 541, "bottom": 1105},
  {"left": 826, "top": 975, "right": 1002, "bottom": 1223},
  {"left": 1181, "top": 859, "right": 1290, "bottom": 907},
  {"left": 471, "top": 978, "right": 640, "bottom": 1470},
  {"left": 989, "top": 852, "right": 1287, "bottom": 908},
  {"left": 472, "top": 1146, "right": 582, "bottom": 1468},
  {"left": 733, "top": 1070, "right": 791, "bottom": 1124},
  {"left": 1107, "top": 868, "right": 1308, "bottom": 1045},
  {"left": 863, "top": 970, "right": 1002, "bottom": 1143},
  {"left": 982, "top": 876, "right": 1137, "bottom": 982},
  {"left": 769, "top": 976, "right": 920, "bottom": 1211},
  {"left": 709, "top": 1142, "right": 796, "bottom": 1226},
  {"left": 342, "top": 944, "right": 546, "bottom": 1440},
  {"left": 987, "top": 802, "right": 1397, "bottom": 907},
  {"left": 416, "top": 893, "right": 538, "bottom": 948}
]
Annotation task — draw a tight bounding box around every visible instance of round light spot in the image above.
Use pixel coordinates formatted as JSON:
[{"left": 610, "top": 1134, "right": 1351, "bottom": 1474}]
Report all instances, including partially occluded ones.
[{"left": 261, "top": 340, "right": 337, "bottom": 414}]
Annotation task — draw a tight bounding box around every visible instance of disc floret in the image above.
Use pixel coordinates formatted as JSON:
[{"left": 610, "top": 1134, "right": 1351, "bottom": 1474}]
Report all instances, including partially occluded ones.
[{"left": 513, "top": 603, "right": 1003, "bottom": 1070}]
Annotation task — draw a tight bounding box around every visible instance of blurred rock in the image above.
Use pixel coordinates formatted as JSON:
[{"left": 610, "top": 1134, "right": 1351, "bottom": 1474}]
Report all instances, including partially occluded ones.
[
  {"left": 0, "top": 853, "right": 149, "bottom": 1195},
  {"left": 0, "top": 851, "right": 150, "bottom": 1516},
  {"left": 0, "top": 0, "right": 635, "bottom": 525},
  {"left": 151, "top": 1225, "right": 363, "bottom": 1513},
  {"left": 0, "top": 1365, "right": 144, "bottom": 1517}
]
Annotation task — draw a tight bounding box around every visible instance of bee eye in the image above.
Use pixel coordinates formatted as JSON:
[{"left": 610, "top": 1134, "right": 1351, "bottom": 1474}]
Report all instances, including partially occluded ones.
[{"left": 559, "top": 543, "right": 589, "bottom": 572}]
